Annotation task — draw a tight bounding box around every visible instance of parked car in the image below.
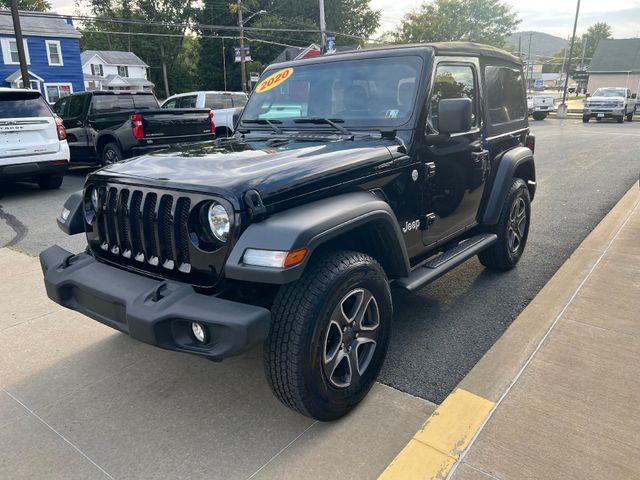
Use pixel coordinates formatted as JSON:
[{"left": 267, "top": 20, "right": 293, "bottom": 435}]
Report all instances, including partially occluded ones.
[
  {"left": 583, "top": 87, "right": 637, "bottom": 123},
  {"left": 528, "top": 95, "right": 555, "bottom": 120},
  {"left": 0, "top": 88, "right": 69, "bottom": 189},
  {"left": 42, "top": 42, "right": 536, "bottom": 421},
  {"left": 161, "top": 91, "right": 248, "bottom": 137},
  {"left": 53, "top": 91, "right": 215, "bottom": 165}
]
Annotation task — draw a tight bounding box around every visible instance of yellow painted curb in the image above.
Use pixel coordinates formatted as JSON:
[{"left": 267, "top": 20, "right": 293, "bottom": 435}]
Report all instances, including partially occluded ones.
[{"left": 379, "top": 388, "right": 494, "bottom": 479}]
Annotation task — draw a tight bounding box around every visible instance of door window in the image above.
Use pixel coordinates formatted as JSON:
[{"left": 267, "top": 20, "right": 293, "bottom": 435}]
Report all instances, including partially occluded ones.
[
  {"left": 177, "top": 95, "right": 198, "bottom": 108},
  {"left": 53, "top": 97, "right": 68, "bottom": 117},
  {"left": 67, "top": 95, "right": 86, "bottom": 118},
  {"left": 428, "top": 64, "right": 477, "bottom": 133}
]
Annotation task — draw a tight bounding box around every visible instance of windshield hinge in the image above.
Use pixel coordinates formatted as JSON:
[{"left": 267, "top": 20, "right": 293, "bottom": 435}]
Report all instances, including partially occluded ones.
[{"left": 244, "top": 189, "right": 268, "bottom": 221}]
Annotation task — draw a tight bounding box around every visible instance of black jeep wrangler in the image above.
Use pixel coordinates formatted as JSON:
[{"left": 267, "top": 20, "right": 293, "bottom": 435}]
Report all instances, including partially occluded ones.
[{"left": 41, "top": 43, "right": 536, "bottom": 421}]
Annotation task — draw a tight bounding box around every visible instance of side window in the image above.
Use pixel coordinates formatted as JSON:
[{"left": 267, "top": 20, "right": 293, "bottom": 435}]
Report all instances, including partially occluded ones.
[
  {"left": 162, "top": 98, "right": 177, "bottom": 109},
  {"left": 428, "top": 64, "right": 477, "bottom": 132},
  {"left": 53, "top": 97, "right": 68, "bottom": 117},
  {"left": 67, "top": 95, "right": 85, "bottom": 118},
  {"left": 485, "top": 66, "right": 526, "bottom": 125},
  {"left": 177, "top": 96, "right": 197, "bottom": 108}
]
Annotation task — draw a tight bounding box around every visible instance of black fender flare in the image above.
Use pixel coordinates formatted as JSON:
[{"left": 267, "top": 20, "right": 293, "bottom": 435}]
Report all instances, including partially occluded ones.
[
  {"left": 95, "top": 132, "right": 122, "bottom": 157},
  {"left": 56, "top": 190, "right": 85, "bottom": 235},
  {"left": 225, "top": 191, "right": 411, "bottom": 284},
  {"left": 482, "top": 146, "right": 535, "bottom": 225}
]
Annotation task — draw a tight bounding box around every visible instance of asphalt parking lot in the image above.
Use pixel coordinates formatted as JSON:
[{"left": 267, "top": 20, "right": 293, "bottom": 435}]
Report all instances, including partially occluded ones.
[{"left": 1, "top": 118, "right": 639, "bottom": 406}]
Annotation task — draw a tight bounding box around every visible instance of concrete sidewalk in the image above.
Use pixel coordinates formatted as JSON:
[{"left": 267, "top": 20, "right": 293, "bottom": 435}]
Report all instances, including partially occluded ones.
[
  {"left": 381, "top": 183, "right": 640, "bottom": 479},
  {"left": 0, "top": 249, "right": 433, "bottom": 480}
]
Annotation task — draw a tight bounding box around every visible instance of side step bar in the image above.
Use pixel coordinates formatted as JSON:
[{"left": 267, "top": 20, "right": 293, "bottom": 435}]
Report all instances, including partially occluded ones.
[{"left": 395, "top": 233, "right": 498, "bottom": 292}]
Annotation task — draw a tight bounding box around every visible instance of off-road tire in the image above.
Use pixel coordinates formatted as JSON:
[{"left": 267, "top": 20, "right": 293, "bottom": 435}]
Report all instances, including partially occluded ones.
[
  {"left": 264, "top": 250, "right": 392, "bottom": 421},
  {"left": 582, "top": 115, "right": 589, "bottom": 123},
  {"left": 478, "top": 178, "right": 531, "bottom": 271},
  {"left": 101, "top": 142, "right": 123, "bottom": 166},
  {"left": 37, "top": 175, "right": 63, "bottom": 190},
  {"left": 532, "top": 111, "right": 547, "bottom": 121}
]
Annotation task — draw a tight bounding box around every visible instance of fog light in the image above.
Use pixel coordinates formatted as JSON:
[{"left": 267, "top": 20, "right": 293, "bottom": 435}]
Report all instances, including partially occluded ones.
[{"left": 191, "top": 322, "right": 207, "bottom": 343}]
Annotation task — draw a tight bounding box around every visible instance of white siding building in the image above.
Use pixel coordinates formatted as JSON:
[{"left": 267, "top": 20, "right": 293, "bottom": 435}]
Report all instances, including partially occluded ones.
[
  {"left": 81, "top": 50, "right": 154, "bottom": 92},
  {"left": 586, "top": 39, "right": 640, "bottom": 96}
]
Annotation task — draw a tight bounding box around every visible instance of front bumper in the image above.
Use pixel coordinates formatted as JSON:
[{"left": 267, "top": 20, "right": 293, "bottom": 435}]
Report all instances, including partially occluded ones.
[
  {"left": 583, "top": 108, "right": 625, "bottom": 118},
  {"left": 40, "top": 245, "right": 271, "bottom": 360}
]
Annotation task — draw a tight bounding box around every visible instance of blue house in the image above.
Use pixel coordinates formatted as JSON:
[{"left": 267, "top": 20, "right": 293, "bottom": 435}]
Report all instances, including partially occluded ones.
[{"left": 0, "top": 10, "right": 84, "bottom": 103}]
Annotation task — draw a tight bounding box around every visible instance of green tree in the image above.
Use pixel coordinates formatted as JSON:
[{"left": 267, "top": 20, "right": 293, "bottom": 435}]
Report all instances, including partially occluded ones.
[
  {"left": 391, "top": 0, "right": 520, "bottom": 48},
  {"left": 0, "top": 0, "right": 51, "bottom": 10},
  {"left": 196, "top": 0, "right": 381, "bottom": 92},
  {"left": 543, "top": 22, "right": 612, "bottom": 73}
]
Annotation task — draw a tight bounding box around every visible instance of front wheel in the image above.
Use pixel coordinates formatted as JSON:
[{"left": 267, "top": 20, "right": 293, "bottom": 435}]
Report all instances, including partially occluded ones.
[
  {"left": 582, "top": 115, "right": 590, "bottom": 123},
  {"left": 478, "top": 178, "right": 531, "bottom": 271},
  {"left": 264, "top": 250, "right": 392, "bottom": 421},
  {"left": 626, "top": 110, "right": 634, "bottom": 122},
  {"left": 616, "top": 116, "right": 624, "bottom": 123}
]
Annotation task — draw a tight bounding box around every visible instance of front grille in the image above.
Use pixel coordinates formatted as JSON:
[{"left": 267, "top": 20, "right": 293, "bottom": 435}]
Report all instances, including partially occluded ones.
[{"left": 94, "top": 185, "right": 192, "bottom": 273}]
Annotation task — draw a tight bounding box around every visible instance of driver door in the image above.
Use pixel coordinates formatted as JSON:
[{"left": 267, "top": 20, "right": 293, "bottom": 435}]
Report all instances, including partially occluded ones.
[{"left": 420, "top": 60, "right": 489, "bottom": 247}]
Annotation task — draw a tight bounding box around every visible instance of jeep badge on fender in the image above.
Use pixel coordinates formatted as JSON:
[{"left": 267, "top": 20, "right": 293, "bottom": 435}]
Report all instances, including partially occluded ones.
[{"left": 41, "top": 43, "right": 536, "bottom": 421}]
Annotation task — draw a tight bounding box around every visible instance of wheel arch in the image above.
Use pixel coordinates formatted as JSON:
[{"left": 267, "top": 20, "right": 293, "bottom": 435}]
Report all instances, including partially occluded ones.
[
  {"left": 96, "top": 133, "right": 121, "bottom": 158},
  {"left": 224, "top": 191, "right": 411, "bottom": 285},
  {"left": 482, "top": 146, "right": 536, "bottom": 225}
]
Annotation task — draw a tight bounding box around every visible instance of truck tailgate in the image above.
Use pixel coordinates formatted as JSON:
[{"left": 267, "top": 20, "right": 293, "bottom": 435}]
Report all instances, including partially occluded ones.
[{"left": 140, "top": 109, "right": 212, "bottom": 139}]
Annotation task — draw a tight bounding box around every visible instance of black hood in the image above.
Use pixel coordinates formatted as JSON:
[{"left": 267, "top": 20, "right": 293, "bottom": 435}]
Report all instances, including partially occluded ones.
[{"left": 91, "top": 136, "right": 398, "bottom": 210}]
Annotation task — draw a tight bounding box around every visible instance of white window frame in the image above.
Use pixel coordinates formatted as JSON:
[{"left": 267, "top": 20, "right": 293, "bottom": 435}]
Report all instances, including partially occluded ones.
[
  {"left": 44, "top": 82, "right": 73, "bottom": 103},
  {"left": 117, "top": 65, "right": 129, "bottom": 77},
  {"left": 45, "top": 40, "right": 63, "bottom": 66},
  {"left": 91, "top": 63, "right": 103, "bottom": 76},
  {"left": 1, "top": 37, "right": 30, "bottom": 65}
]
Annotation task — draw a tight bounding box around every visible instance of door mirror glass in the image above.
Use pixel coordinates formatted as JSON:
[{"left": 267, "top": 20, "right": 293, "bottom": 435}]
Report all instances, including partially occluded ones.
[{"left": 437, "top": 98, "right": 473, "bottom": 135}]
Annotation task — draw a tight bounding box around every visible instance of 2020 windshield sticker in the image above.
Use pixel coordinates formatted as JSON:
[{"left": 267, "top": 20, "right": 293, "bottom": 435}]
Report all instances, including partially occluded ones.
[{"left": 256, "top": 68, "right": 294, "bottom": 93}]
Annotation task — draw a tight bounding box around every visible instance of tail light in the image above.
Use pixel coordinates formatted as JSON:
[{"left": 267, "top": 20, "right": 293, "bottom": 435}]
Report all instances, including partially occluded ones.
[
  {"left": 55, "top": 116, "right": 66, "bottom": 140},
  {"left": 131, "top": 114, "right": 144, "bottom": 139},
  {"left": 209, "top": 111, "right": 215, "bottom": 135},
  {"left": 525, "top": 134, "right": 535, "bottom": 153}
]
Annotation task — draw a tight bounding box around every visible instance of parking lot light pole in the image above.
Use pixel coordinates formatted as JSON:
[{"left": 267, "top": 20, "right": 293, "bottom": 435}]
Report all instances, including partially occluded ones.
[
  {"left": 10, "top": 0, "right": 30, "bottom": 89},
  {"left": 558, "top": 0, "right": 581, "bottom": 118}
]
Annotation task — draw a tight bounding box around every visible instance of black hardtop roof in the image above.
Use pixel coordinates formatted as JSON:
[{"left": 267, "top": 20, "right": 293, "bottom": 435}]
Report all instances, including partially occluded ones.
[{"left": 269, "top": 42, "right": 521, "bottom": 69}]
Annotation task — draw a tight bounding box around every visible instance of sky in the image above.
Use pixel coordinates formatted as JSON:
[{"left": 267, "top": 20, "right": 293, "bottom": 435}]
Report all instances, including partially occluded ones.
[{"left": 49, "top": 0, "right": 640, "bottom": 40}]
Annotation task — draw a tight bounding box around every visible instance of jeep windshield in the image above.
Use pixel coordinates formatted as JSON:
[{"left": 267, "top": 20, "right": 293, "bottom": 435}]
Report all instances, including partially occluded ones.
[
  {"left": 241, "top": 56, "right": 423, "bottom": 130},
  {"left": 592, "top": 88, "right": 626, "bottom": 97}
]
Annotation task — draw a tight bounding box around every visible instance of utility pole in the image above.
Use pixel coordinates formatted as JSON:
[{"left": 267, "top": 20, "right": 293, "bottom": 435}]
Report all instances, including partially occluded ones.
[
  {"left": 222, "top": 38, "right": 227, "bottom": 92},
  {"left": 319, "top": 0, "right": 327, "bottom": 53},
  {"left": 10, "top": 0, "right": 29, "bottom": 89},
  {"left": 526, "top": 32, "right": 533, "bottom": 93},
  {"left": 559, "top": 0, "right": 581, "bottom": 117},
  {"left": 238, "top": 0, "right": 247, "bottom": 93}
]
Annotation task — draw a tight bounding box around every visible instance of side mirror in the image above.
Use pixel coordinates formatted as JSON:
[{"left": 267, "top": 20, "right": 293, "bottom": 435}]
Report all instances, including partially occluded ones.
[
  {"left": 437, "top": 98, "right": 473, "bottom": 135},
  {"left": 586, "top": 93, "right": 591, "bottom": 98},
  {"left": 632, "top": 93, "right": 637, "bottom": 99}
]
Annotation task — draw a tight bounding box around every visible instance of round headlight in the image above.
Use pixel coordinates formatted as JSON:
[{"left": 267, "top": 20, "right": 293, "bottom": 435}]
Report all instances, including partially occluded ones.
[
  {"left": 207, "top": 202, "right": 230, "bottom": 242},
  {"left": 90, "top": 187, "right": 99, "bottom": 210}
]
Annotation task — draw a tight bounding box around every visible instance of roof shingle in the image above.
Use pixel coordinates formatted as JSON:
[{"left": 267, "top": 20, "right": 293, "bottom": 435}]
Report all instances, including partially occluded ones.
[
  {"left": 0, "top": 10, "right": 80, "bottom": 38},
  {"left": 81, "top": 50, "right": 149, "bottom": 67},
  {"left": 589, "top": 39, "right": 640, "bottom": 73}
]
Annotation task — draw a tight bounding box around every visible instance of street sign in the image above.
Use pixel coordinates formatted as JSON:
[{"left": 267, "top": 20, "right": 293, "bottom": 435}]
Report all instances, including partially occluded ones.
[
  {"left": 234, "top": 47, "right": 251, "bottom": 63},
  {"left": 534, "top": 79, "right": 544, "bottom": 88},
  {"left": 573, "top": 72, "right": 589, "bottom": 80},
  {"left": 326, "top": 35, "right": 336, "bottom": 53}
]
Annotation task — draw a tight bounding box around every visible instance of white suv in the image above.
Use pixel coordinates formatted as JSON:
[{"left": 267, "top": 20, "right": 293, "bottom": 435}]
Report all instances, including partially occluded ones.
[{"left": 1, "top": 88, "right": 69, "bottom": 189}]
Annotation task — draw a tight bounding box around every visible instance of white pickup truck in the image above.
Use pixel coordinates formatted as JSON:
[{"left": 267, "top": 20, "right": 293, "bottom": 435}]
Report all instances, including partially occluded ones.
[
  {"left": 527, "top": 95, "right": 555, "bottom": 120},
  {"left": 583, "top": 87, "right": 637, "bottom": 123},
  {"left": 161, "top": 91, "right": 248, "bottom": 137}
]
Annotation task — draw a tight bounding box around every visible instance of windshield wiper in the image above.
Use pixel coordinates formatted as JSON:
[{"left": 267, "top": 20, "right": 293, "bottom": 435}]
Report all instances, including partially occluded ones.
[
  {"left": 241, "top": 118, "right": 283, "bottom": 134},
  {"left": 293, "top": 117, "right": 351, "bottom": 136}
]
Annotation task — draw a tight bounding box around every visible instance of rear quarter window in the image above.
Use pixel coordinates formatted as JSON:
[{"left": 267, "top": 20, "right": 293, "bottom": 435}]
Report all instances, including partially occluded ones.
[
  {"left": 0, "top": 92, "right": 52, "bottom": 118},
  {"left": 484, "top": 65, "right": 526, "bottom": 126}
]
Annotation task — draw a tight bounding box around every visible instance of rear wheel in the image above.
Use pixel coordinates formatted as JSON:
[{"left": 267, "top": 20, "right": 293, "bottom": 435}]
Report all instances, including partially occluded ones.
[
  {"left": 101, "top": 142, "right": 123, "bottom": 166},
  {"left": 264, "top": 250, "right": 392, "bottom": 421},
  {"left": 532, "top": 111, "right": 547, "bottom": 121},
  {"left": 479, "top": 178, "right": 531, "bottom": 271},
  {"left": 37, "top": 175, "right": 63, "bottom": 190}
]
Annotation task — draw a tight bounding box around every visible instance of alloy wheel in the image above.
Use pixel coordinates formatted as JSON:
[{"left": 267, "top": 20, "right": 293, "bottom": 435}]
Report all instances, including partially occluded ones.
[
  {"left": 508, "top": 196, "right": 527, "bottom": 254},
  {"left": 322, "top": 288, "right": 379, "bottom": 389}
]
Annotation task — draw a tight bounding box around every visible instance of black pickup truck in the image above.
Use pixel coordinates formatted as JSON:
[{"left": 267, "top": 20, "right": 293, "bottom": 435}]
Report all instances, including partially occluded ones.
[
  {"left": 52, "top": 91, "right": 214, "bottom": 165},
  {"left": 42, "top": 43, "right": 536, "bottom": 421}
]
